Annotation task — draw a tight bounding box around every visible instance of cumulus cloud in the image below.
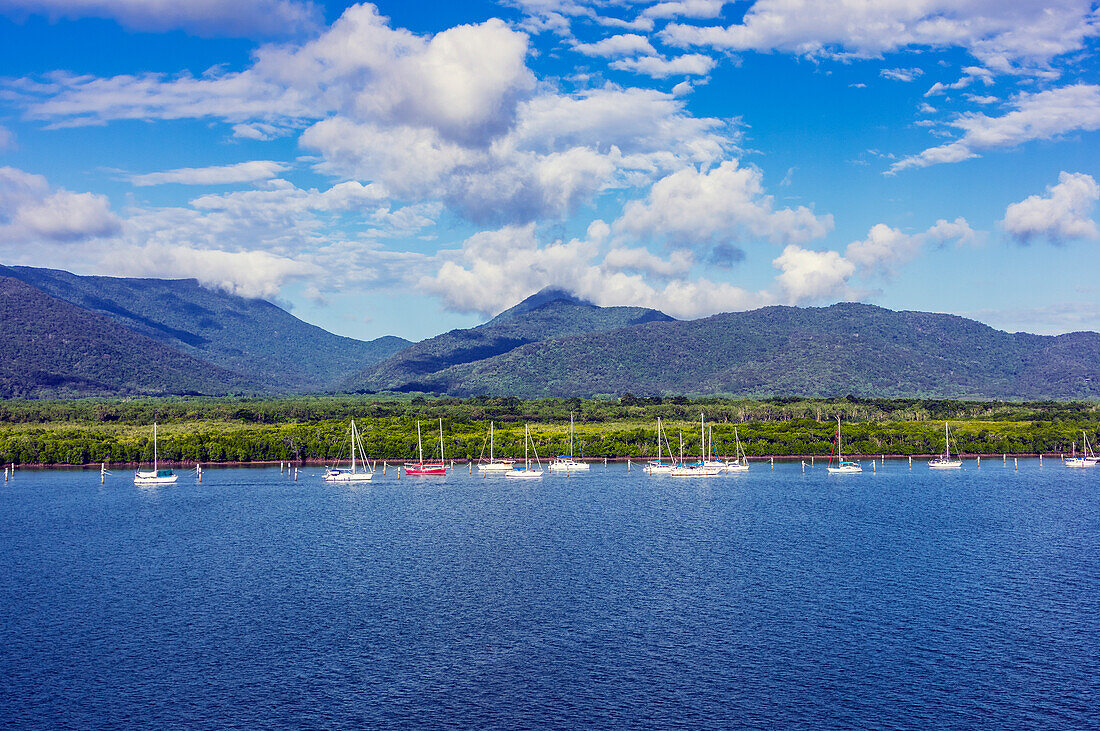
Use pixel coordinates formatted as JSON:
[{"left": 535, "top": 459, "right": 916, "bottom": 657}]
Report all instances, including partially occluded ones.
[
  {"left": 0, "top": 0, "right": 321, "bottom": 37},
  {"left": 422, "top": 222, "right": 773, "bottom": 319},
  {"left": 642, "top": 0, "right": 727, "bottom": 20},
  {"left": 0, "top": 125, "right": 13, "bottom": 151},
  {"left": 573, "top": 33, "right": 656, "bottom": 57},
  {"left": 109, "top": 244, "right": 317, "bottom": 299},
  {"left": 773, "top": 216, "right": 979, "bottom": 303},
  {"left": 892, "top": 84, "right": 1100, "bottom": 172},
  {"left": 1002, "top": 171, "right": 1099, "bottom": 243},
  {"left": 604, "top": 245, "right": 694, "bottom": 277},
  {"left": 660, "top": 0, "right": 1100, "bottom": 73},
  {"left": 773, "top": 245, "right": 858, "bottom": 304},
  {"left": 613, "top": 161, "right": 833, "bottom": 253},
  {"left": 0, "top": 166, "right": 120, "bottom": 244},
  {"left": 16, "top": 6, "right": 534, "bottom": 148},
  {"left": 609, "top": 53, "right": 716, "bottom": 78},
  {"left": 127, "top": 160, "right": 290, "bottom": 186}
]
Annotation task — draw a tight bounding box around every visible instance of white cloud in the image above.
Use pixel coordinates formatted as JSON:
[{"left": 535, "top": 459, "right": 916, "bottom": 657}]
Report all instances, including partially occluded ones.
[
  {"left": 422, "top": 222, "right": 774, "bottom": 319},
  {"left": 925, "top": 66, "right": 995, "bottom": 96},
  {"left": 109, "top": 244, "right": 317, "bottom": 299},
  {"left": 595, "top": 14, "right": 655, "bottom": 32},
  {"left": 609, "top": 53, "right": 716, "bottom": 78},
  {"left": 924, "top": 216, "right": 978, "bottom": 246},
  {"left": 773, "top": 215, "right": 979, "bottom": 303},
  {"left": 892, "top": 84, "right": 1100, "bottom": 172},
  {"left": 0, "top": 166, "right": 120, "bottom": 244},
  {"left": 0, "top": 125, "right": 13, "bottom": 151},
  {"left": 661, "top": 0, "right": 1100, "bottom": 74},
  {"left": 573, "top": 33, "right": 656, "bottom": 57},
  {"left": 604, "top": 245, "right": 694, "bottom": 277},
  {"left": 773, "top": 244, "right": 857, "bottom": 304},
  {"left": 662, "top": 0, "right": 1100, "bottom": 74},
  {"left": 642, "top": 0, "right": 727, "bottom": 20},
  {"left": 16, "top": 6, "right": 535, "bottom": 147},
  {"left": 0, "top": 0, "right": 321, "bottom": 37},
  {"left": 127, "top": 161, "right": 290, "bottom": 186},
  {"left": 1002, "top": 171, "right": 1099, "bottom": 243},
  {"left": 613, "top": 160, "right": 833, "bottom": 251},
  {"left": 880, "top": 67, "right": 923, "bottom": 82}
]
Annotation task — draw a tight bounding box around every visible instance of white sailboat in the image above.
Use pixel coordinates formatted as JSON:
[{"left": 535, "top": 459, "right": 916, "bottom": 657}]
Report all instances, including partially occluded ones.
[
  {"left": 643, "top": 417, "right": 674, "bottom": 474},
  {"left": 134, "top": 423, "right": 178, "bottom": 485},
  {"left": 1065, "top": 430, "right": 1097, "bottom": 468},
  {"left": 928, "top": 422, "right": 962, "bottom": 469},
  {"left": 826, "top": 416, "right": 862, "bottom": 474},
  {"left": 549, "top": 413, "right": 590, "bottom": 472},
  {"left": 477, "top": 422, "right": 515, "bottom": 472},
  {"left": 505, "top": 424, "right": 543, "bottom": 479},
  {"left": 670, "top": 414, "right": 722, "bottom": 476},
  {"left": 323, "top": 420, "right": 373, "bottom": 482},
  {"left": 726, "top": 426, "right": 750, "bottom": 472}
]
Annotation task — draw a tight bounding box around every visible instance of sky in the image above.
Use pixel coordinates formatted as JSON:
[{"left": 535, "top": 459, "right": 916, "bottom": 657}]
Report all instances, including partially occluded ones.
[{"left": 0, "top": 0, "right": 1098, "bottom": 342}]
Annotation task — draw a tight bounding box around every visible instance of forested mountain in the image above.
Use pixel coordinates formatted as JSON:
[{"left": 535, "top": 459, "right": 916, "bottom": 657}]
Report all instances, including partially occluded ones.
[
  {"left": 0, "top": 265, "right": 409, "bottom": 392},
  {"left": 0, "top": 276, "right": 255, "bottom": 397},
  {"left": 2, "top": 265, "right": 1096, "bottom": 400},
  {"left": 343, "top": 288, "right": 673, "bottom": 392},
  {"left": 367, "top": 303, "right": 1100, "bottom": 400}
]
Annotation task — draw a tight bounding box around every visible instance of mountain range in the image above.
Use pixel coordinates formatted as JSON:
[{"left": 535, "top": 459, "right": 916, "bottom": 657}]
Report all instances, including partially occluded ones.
[{"left": 1, "top": 265, "right": 1097, "bottom": 399}]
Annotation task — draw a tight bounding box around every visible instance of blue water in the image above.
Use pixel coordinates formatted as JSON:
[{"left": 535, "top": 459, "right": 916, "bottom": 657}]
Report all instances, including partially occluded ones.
[{"left": 1, "top": 460, "right": 1098, "bottom": 729}]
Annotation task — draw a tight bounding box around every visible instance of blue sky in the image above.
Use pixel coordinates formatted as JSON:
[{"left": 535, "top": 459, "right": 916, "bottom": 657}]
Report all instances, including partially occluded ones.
[{"left": 0, "top": 0, "right": 1098, "bottom": 341}]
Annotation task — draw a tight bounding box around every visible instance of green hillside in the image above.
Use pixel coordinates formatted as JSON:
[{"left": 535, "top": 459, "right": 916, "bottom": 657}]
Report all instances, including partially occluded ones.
[
  {"left": 2, "top": 265, "right": 409, "bottom": 391},
  {"left": 0, "top": 276, "right": 255, "bottom": 397},
  {"left": 382, "top": 303, "right": 1100, "bottom": 400},
  {"left": 345, "top": 288, "right": 672, "bottom": 392}
]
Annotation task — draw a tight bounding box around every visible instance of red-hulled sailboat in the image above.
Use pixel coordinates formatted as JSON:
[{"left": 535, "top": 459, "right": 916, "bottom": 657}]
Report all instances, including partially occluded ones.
[{"left": 405, "top": 418, "right": 447, "bottom": 476}]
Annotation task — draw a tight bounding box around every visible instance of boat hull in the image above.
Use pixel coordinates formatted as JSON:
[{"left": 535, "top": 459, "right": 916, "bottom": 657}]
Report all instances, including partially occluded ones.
[
  {"left": 405, "top": 463, "right": 447, "bottom": 475},
  {"left": 505, "top": 469, "right": 543, "bottom": 479},
  {"left": 323, "top": 471, "right": 373, "bottom": 482},
  {"left": 478, "top": 462, "right": 515, "bottom": 472},
  {"left": 134, "top": 475, "right": 178, "bottom": 485},
  {"left": 928, "top": 460, "right": 962, "bottom": 469},
  {"left": 549, "top": 460, "right": 589, "bottom": 472}
]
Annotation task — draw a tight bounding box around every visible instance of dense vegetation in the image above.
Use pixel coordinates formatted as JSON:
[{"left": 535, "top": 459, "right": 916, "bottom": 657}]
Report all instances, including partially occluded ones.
[
  {"left": 1, "top": 395, "right": 1097, "bottom": 466},
  {"left": 0, "top": 265, "right": 409, "bottom": 395},
  {"left": 0, "top": 276, "right": 254, "bottom": 398},
  {"left": 378, "top": 303, "right": 1100, "bottom": 400}
]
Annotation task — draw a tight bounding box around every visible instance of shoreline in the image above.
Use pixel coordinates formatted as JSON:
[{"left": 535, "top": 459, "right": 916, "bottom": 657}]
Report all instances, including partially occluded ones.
[{"left": 4, "top": 453, "right": 1073, "bottom": 469}]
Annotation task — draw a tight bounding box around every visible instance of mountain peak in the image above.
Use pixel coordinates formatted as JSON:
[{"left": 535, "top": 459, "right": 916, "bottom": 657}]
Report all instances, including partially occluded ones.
[{"left": 483, "top": 287, "right": 594, "bottom": 327}]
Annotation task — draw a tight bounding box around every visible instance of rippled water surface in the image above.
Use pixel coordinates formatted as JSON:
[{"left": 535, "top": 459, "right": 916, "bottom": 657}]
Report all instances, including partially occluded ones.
[{"left": 1, "top": 460, "right": 1098, "bottom": 729}]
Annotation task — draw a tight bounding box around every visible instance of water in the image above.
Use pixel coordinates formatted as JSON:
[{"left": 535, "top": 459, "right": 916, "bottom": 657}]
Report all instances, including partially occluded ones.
[{"left": 1, "top": 460, "right": 1097, "bottom": 729}]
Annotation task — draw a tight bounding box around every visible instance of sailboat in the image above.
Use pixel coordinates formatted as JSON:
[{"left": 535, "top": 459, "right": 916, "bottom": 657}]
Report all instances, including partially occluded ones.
[
  {"left": 134, "top": 423, "right": 178, "bottom": 485},
  {"left": 928, "top": 422, "right": 962, "bottom": 469},
  {"left": 505, "top": 424, "right": 543, "bottom": 478},
  {"left": 670, "top": 414, "right": 722, "bottom": 476},
  {"left": 726, "top": 426, "right": 750, "bottom": 473},
  {"left": 549, "top": 413, "right": 590, "bottom": 472},
  {"left": 1065, "top": 430, "right": 1098, "bottom": 468},
  {"left": 323, "top": 420, "right": 373, "bottom": 482},
  {"left": 477, "top": 421, "right": 515, "bottom": 472},
  {"left": 643, "top": 417, "right": 674, "bottom": 474},
  {"left": 405, "top": 419, "right": 447, "bottom": 475},
  {"left": 826, "top": 416, "right": 862, "bottom": 474}
]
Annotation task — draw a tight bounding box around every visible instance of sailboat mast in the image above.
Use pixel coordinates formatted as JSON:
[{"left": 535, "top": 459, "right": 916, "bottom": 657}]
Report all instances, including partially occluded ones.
[
  {"left": 351, "top": 421, "right": 357, "bottom": 472},
  {"left": 945, "top": 422, "right": 950, "bottom": 460},
  {"left": 570, "top": 413, "right": 575, "bottom": 458},
  {"left": 490, "top": 422, "right": 494, "bottom": 462},
  {"left": 439, "top": 418, "right": 444, "bottom": 462},
  {"left": 655, "top": 418, "right": 660, "bottom": 461},
  {"left": 417, "top": 421, "right": 423, "bottom": 463},
  {"left": 837, "top": 416, "right": 842, "bottom": 461},
  {"left": 525, "top": 425, "right": 530, "bottom": 468},
  {"left": 701, "top": 413, "right": 705, "bottom": 462}
]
